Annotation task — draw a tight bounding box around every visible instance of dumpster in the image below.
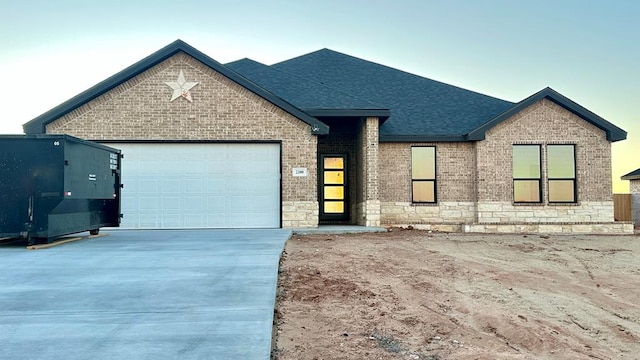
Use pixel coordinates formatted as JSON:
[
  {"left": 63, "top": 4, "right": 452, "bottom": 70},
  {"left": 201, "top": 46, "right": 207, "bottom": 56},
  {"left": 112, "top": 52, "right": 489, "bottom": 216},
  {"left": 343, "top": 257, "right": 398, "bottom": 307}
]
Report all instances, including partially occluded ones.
[{"left": 0, "top": 134, "right": 122, "bottom": 244}]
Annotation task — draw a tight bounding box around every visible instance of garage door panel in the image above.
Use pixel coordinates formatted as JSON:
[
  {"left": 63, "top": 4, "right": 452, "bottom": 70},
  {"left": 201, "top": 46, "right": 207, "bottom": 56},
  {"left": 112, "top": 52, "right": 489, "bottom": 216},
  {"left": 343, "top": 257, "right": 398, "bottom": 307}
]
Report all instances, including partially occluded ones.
[
  {"left": 207, "top": 196, "right": 226, "bottom": 211},
  {"left": 228, "top": 213, "right": 249, "bottom": 227},
  {"left": 138, "top": 179, "right": 159, "bottom": 193},
  {"left": 162, "top": 196, "right": 182, "bottom": 211},
  {"left": 250, "top": 213, "right": 278, "bottom": 227},
  {"left": 206, "top": 179, "right": 226, "bottom": 191},
  {"left": 185, "top": 179, "right": 205, "bottom": 193},
  {"left": 109, "top": 143, "right": 280, "bottom": 229},
  {"left": 138, "top": 215, "right": 158, "bottom": 228},
  {"left": 162, "top": 213, "right": 183, "bottom": 228},
  {"left": 185, "top": 196, "right": 206, "bottom": 211},
  {"left": 228, "top": 196, "right": 248, "bottom": 212},
  {"left": 207, "top": 214, "right": 227, "bottom": 227},
  {"left": 184, "top": 214, "right": 206, "bottom": 228},
  {"left": 138, "top": 196, "right": 159, "bottom": 210},
  {"left": 162, "top": 179, "right": 182, "bottom": 193}
]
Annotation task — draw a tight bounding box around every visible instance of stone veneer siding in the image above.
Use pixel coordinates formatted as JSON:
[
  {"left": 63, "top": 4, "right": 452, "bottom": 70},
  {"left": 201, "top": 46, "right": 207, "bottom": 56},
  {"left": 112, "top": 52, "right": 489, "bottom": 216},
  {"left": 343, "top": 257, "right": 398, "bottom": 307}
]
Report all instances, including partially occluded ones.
[
  {"left": 379, "top": 142, "right": 476, "bottom": 224},
  {"left": 465, "top": 222, "right": 633, "bottom": 234},
  {"left": 632, "top": 180, "right": 640, "bottom": 226},
  {"left": 475, "top": 99, "right": 614, "bottom": 224},
  {"left": 45, "top": 52, "right": 319, "bottom": 227}
]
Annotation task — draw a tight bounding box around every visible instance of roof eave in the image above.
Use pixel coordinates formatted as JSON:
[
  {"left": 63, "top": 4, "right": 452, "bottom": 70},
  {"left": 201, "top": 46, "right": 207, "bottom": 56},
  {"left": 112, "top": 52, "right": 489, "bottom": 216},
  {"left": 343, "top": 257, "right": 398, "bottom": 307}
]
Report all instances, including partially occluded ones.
[
  {"left": 303, "top": 108, "right": 390, "bottom": 121},
  {"left": 380, "top": 134, "right": 467, "bottom": 142},
  {"left": 621, "top": 168, "right": 640, "bottom": 180},
  {"left": 23, "top": 40, "right": 189, "bottom": 134},
  {"left": 467, "top": 87, "right": 628, "bottom": 142},
  {"left": 23, "top": 40, "right": 328, "bottom": 136}
]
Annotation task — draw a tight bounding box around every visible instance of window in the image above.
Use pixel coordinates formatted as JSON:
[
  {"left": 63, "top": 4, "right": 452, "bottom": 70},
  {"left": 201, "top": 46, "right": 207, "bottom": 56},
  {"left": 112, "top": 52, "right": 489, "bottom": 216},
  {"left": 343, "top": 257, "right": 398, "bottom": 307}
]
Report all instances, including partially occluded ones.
[
  {"left": 512, "top": 145, "right": 541, "bottom": 203},
  {"left": 512, "top": 144, "right": 577, "bottom": 204},
  {"left": 547, "top": 145, "right": 576, "bottom": 203},
  {"left": 411, "top": 147, "right": 436, "bottom": 203}
]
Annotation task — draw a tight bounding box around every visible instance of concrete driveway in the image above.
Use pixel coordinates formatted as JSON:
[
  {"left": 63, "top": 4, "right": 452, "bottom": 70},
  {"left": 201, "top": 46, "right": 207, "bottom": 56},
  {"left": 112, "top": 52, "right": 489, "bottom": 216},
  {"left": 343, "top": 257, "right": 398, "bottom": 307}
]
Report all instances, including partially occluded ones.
[{"left": 0, "top": 229, "right": 290, "bottom": 360}]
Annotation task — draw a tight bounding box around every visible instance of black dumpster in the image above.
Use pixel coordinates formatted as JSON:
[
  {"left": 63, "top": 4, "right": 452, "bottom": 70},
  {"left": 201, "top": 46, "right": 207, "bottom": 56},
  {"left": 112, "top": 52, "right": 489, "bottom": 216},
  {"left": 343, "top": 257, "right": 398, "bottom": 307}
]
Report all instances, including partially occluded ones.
[{"left": 0, "top": 134, "right": 122, "bottom": 244}]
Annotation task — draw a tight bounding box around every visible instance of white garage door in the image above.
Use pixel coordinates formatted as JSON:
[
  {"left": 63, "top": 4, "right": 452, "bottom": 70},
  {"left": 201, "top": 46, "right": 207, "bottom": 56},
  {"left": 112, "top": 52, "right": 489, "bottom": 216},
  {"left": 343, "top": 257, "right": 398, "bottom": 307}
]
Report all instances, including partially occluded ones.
[{"left": 108, "top": 143, "right": 280, "bottom": 229}]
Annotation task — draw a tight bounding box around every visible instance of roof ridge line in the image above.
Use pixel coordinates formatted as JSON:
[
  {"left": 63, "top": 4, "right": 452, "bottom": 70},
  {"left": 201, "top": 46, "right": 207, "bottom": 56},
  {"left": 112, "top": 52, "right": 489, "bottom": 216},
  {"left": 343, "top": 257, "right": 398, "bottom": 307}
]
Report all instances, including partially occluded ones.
[
  {"left": 261, "top": 60, "right": 387, "bottom": 109},
  {"left": 275, "top": 48, "right": 514, "bottom": 104}
]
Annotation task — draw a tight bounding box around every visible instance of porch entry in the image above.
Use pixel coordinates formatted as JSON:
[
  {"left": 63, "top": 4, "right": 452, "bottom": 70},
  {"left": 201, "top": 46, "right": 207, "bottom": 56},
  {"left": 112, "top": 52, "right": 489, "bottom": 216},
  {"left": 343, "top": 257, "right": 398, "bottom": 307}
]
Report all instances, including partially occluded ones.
[{"left": 319, "top": 154, "right": 348, "bottom": 221}]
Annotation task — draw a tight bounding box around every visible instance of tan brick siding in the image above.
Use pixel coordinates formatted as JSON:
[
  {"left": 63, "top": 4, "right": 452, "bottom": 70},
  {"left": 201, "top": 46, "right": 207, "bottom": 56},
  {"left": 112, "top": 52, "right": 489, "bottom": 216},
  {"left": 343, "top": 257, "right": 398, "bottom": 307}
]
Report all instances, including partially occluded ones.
[
  {"left": 45, "top": 52, "right": 318, "bottom": 226},
  {"left": 477, "top": 99, "right": 612, "bottom": 203},
  {"left": 379, "top": 100, "right": 614, "bottom": 227},
  {"left": 41, "top": 50, "right": 619, "bottom": 231},
  {"left": 474, "top": 99, "right": 614, "bottom": 223},
  {"left": 379, "top": 142, "right": 475, "bottom": 202},
  {"left": 379, "top": 142, "right": 476, "bottom": 225}
]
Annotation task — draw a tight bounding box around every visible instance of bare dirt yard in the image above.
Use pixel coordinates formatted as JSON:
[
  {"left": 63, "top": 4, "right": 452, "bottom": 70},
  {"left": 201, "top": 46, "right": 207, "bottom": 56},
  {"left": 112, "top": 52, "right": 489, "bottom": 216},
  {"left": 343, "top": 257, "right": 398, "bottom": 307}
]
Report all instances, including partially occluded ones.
[{"left": 272, "top": 229, "right": 640, "bottom": 360}]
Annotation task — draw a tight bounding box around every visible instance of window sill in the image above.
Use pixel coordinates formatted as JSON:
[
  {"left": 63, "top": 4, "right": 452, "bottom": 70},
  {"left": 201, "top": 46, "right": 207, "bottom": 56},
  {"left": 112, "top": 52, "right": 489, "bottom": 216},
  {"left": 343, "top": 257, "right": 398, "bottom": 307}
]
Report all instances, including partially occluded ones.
[{"left": 411, "top": 202, "right": 438, "bottom": 206}]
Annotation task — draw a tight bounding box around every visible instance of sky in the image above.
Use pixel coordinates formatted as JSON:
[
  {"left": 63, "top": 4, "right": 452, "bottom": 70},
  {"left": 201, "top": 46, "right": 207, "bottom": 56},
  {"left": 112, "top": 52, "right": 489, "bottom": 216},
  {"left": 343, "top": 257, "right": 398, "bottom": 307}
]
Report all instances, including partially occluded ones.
[{"left": 1, "top": 0, "right": 638, "bottom": 192}]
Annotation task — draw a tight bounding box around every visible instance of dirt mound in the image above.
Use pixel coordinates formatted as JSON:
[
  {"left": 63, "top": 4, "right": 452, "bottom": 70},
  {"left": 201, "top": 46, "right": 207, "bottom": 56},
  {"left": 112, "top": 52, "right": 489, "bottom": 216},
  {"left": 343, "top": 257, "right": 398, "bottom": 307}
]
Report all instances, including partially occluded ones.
[{"left": 272, "top": 231, "right": 640, "bottom": 359}]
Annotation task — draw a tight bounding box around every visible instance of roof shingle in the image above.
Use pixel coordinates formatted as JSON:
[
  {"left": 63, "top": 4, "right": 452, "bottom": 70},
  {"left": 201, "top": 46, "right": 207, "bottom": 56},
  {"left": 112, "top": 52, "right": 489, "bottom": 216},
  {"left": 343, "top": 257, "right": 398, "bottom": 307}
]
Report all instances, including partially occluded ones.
[
  {"left": 226, "top": 58, "right": 387, "bottom": 112},
  {"left": 271, "top": 49, "right": 516, "bottom": 140}
]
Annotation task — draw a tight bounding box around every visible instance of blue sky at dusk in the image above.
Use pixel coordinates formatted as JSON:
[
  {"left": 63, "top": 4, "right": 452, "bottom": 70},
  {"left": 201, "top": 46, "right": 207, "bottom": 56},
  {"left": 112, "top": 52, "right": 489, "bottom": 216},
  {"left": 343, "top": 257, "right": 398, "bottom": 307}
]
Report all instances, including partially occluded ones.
[{"left": 1, "top": 0, "right": 638, "bottom": 191}]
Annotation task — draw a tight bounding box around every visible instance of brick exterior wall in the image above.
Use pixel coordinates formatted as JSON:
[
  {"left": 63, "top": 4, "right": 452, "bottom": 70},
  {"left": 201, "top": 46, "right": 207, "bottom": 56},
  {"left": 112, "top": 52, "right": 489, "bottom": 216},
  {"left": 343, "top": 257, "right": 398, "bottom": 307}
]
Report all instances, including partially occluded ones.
[
  {"left": 476, "top": 99, "right": 614, "bottom": 224},
  {"left": 377, "top": 99, "right": 627, "bottom": 233},
  {"left": 356, "top": 117, "right": 380, "bottom": 226},
  {"left": 45, "top": 52, "right": 319, "bottom": 227},
  {"left": 379, "top": 142, "right": 476, "bottom": 224},
  {"left": 631, "top": 180, "right": 640, "bottom": 226},
  {"left": 41, "top": 51, "right": 624, "bottom": 233}
]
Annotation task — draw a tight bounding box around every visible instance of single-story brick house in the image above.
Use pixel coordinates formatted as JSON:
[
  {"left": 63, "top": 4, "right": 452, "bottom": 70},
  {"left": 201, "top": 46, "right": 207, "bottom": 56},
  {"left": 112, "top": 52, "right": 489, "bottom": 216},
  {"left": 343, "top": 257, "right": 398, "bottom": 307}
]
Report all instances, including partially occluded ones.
[
  {"left": 23, "top": 40, "right": 632, "bottom": 233},
  {"left": 621, "top": 168, "right": 640, "bottom": 226}
]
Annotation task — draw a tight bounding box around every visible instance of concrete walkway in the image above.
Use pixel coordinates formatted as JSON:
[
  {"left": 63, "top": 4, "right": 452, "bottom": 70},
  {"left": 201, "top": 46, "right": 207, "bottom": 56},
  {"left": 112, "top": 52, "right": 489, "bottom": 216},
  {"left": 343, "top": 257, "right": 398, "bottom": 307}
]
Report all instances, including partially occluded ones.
[{"left": 0, "top": 229, "right": 290, "bottom": 360}]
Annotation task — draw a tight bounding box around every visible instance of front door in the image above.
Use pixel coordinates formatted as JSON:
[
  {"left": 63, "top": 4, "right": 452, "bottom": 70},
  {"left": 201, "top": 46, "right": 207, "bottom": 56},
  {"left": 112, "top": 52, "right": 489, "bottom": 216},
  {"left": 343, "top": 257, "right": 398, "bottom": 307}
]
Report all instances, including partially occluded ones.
[{"left": 319, "top": 154, "right": 348, "bottom": 221}]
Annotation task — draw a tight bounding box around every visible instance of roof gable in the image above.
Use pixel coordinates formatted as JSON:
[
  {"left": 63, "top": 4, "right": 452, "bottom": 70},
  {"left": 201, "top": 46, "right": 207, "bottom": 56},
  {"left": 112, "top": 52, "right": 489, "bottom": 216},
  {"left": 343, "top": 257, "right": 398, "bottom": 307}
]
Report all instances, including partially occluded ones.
[
  {"left": 621, "top": 168, "right": 640, "bottom": 180},
  {"left": 226, "top": 58, "right": 390, "bottom": 119},
  {"left": 272, "top": 49, "right": 515, "bottom": 141},
  {"left": 23, "top": 40, "right": 328, "bottom": 135},
  {"left": 467, "top": 87, "right": 627, "bottom": 142}
]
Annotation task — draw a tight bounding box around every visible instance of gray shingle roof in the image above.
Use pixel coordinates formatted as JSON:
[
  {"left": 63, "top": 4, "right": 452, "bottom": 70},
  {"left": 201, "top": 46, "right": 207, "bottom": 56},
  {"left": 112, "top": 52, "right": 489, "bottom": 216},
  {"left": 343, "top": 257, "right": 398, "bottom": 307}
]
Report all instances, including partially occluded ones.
[
  {"left": 23, "top": 40, "right": 627, "bottom": 143},
  {"left": 271, "top": 49, "right": 516, "bottom": 141},
  {"left": 226, "top": 58, "right": 388, "bottom": 116}
]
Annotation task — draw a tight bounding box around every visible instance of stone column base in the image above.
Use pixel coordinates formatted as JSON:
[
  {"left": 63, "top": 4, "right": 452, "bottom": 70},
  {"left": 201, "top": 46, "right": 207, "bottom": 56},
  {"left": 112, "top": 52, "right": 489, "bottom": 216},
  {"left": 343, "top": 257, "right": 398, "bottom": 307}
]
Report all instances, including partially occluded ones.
[{"left": 282, "top": 201, "right": 318, "bottom": 228}]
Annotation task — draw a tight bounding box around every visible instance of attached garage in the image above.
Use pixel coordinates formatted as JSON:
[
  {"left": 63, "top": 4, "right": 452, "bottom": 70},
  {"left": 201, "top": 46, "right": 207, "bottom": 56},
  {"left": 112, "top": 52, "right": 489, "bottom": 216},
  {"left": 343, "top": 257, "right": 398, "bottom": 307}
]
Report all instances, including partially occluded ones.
[
  {"left": 109, "top": 142, "right": 281, "bottom": 229},
  {"left": 22, "top": 40, "right": 328, "bottom": 229}
]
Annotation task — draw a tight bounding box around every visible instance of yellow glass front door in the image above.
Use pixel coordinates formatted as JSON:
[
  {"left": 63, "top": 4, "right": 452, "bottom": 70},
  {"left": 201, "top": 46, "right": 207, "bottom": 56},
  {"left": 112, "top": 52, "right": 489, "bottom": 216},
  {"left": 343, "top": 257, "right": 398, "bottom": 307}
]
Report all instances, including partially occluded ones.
[{"left": 320, "top": 155, "right": 347, "bottom": 220}]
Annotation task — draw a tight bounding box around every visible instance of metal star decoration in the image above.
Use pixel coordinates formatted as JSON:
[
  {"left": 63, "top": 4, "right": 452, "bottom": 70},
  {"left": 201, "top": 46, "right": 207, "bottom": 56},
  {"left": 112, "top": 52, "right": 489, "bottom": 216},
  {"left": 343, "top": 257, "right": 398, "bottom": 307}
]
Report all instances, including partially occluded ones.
[{"left": 165, "top": 70, "right": 199, "bottom": 102}]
